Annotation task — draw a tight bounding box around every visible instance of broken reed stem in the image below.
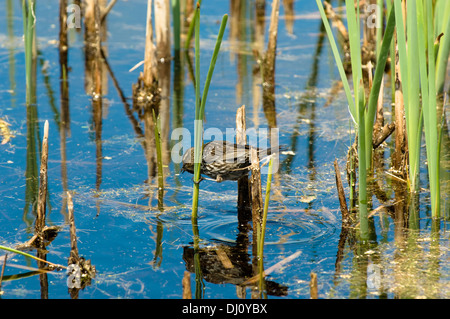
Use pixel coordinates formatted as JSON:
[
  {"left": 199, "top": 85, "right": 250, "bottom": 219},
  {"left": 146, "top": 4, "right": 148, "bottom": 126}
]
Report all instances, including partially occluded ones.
[
  {"left": 262, "top": 0, "right": 280, "bottom": 129},
  {"left": 84, "top": 0, "right": 103, "bottom": 96},
  {"left": 250, "top": 148, "right": 263, "bottom": 237},
  {"left": 182, "top": 271, "right": 192, "bottom": 299},
  {"left": 250, "top": 147, "right": 264, "bottom": 291},
  {"left": 184, "top": 0, "right": 202, "bottom": 49},
  {"left": 100, "top": 0, "right": 118, "bottom": 23},
  {"left": 373, "top": 77, "right": 385, "bottom": 136},
  {"left": 236, "top": 105, "right": 250, "bottom": 212},
  {"left": 310, "top": 272, "right": 318, "bottom": 299},
  {"left": 0, "top": 245, "right": 67, "bottom": 270},
  {"left": 394, "top": 33, "right": 407, "bottom": 175},
  {"left": 243, "top": 250, "right": 302, "bottom": 285},
  {"left": 334, "top": 158, "right": 350, "bottom": 224},
  {"left": 0, "top": 253, "right": 7, "bottom": 290},
  {"left": 35, "top": 120, "right": 49, "bottom": 235},
  {"left": 144, "top": 0, "right": 156, "bottom": 86},
  {"left": 154, "top": 0, "right": 171, "bottom": 61},
  {"left": 323, "top": 1, "right": 349, "bottom": 42},
  {"left": 258, "top": 158, "right": 273, "bottom": 291},
  {"left": 373, "top": 123, "right": 395, "bottom": 149},
  {"left": 67, "top": 192, "right": 80, "bottom": 265},
  {"left": 266, "top": 0, "right": 280, "bottom": 71}
]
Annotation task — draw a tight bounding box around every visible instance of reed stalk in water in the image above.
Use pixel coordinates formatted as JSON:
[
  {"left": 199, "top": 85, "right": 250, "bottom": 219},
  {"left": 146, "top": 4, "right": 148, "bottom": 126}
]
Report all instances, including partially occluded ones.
[
  {"left": 316, "top": 0, "right": 394, "bottom": 240},
  {"left": 191, "top": 6, "right": 228, "bottom": 219}
]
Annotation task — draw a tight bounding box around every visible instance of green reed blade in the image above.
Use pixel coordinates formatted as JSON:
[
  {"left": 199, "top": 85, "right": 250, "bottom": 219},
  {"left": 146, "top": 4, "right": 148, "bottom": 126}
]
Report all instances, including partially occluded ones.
[
  {"left": 345, "top": 0, "right": 369, "bottom": 240},
  {"left": 0, "top": 244, "right": 66, "bottom": 269},
  {"left": 385, "top": 0, "right": 396, "bottom": 103},
  {"left": 435, "top": 0, "right": 450, "bottom": 94},
  {"left": 315, "top": 0, "right": 355, "bottom": 120},
  {"left": 376, "top": 0, "right": 383, "bottom": 59},
  {"left": 346, "top": 0, "right": 363, "bottom": 122},
  {"left": 199, "top": 14, "right": 228, "bottom": 120},
  {"left": 192, "top": 4, "right": 201, "bottom": 219},
  {"left": 426, "top": 0, "right": 440, "bottom": 219},
  {"left": 191, "top": 5, "right": 202, "bottom": 300},
  {"left": 258, "top": 158, "right": 273, "bottom": 292},
  {"left": 357, "top": 82, "right": 369, "bottom": 241},
  {"left": 417, "top": 0, "right": 441, "bottom": 219},
  {"left": 185, "top": 0, "right": 203, "bottom": 50},
  {"left": 191, "top": 8, "right": 228, "bottom": 219},
  {"left": 22, "top": 0, "right": 36, "bottom": 102},
  {"left": 365, "top": 6, "right": 395, "bottom": 169},
  {"left": 406, "top": 0, "right": 422, "bottom": 192},
  {"left": 394, "top": 0, "right": 409, "bottom": 111}
]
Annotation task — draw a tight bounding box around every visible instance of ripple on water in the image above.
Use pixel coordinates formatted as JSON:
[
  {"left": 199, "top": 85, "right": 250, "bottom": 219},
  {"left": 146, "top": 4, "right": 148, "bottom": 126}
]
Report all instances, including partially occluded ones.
[{"left": 199, "top": 208, "right": 338, "bottom": 246}]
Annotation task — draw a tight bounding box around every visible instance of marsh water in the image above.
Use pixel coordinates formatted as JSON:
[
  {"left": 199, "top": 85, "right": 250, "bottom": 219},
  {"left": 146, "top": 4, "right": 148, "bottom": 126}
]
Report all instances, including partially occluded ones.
[{"left": 0, "top": 0, "right": 449, "bottom": 299}]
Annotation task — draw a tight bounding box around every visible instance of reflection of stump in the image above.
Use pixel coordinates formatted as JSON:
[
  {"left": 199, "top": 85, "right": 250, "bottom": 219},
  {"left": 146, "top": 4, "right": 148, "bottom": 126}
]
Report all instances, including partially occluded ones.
[
  {"left": 84, "top": 0, "right": 108, "bottom": 97},
  {"left": 236, "top": 106, "right": 251, "bottom": 221},
  {"left": 132, "top": 76, "right": 161, "bottom": 119},
  {"left": 182, "top": 245, "right": 288, "bottom": 297},
  {"left": 261, "top": 0, "right": 280, "bottom": 129},
  {"left": 67, "top": 192, "right": 96, "bottom": 298},
  {"left": 132, "top": 76, "right": 161, "bottom": 180}
]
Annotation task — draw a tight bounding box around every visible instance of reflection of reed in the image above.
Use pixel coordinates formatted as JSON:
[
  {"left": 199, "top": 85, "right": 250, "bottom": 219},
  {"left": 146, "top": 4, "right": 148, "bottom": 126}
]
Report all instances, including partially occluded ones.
[
  {"left": 155, "top": 0, "right": 172, "bottom": 172},
  {"left": 261, "top": 0, "right": 280, "bottom": 129},
  {"left": 59, "top": 0, "right": 70, "bottom": 221},
  {"left": 132, "top": 0, "right": 172, "bottom": 198},
  {"left": 6, "top": 0, "right": 16, "bottom": 108},
  {"left": 172, "top": 51, "right": 185, "bottom": 179},
  {"left": 84, "top": 0, "right": 107, "bottom": 96},
  {"left": 92, "top": 97, "right": 103, "bottom": 197},
  {"left": 23, "top": 0, "right": 39, "bottom": 227},
  {"left": 283, "top": 0, "right": 294, "bottom": 35},
  {"left": 236, "top": 105, "right": 251, "bottom": 218},
  {"left": 182, "top": 224, "right": 288, "bottom": 297},
  {"left": 24, "top": 103, "right": 39, "bottom": 227},
  {"left": 83, "top": 0, "right": 110, "bottom": 216},
  {"left": 281, "top": 17, "right": 325, "bottom": 174},
  {"left": 230, "top": 0, "right": 251, "bottom": 107}
]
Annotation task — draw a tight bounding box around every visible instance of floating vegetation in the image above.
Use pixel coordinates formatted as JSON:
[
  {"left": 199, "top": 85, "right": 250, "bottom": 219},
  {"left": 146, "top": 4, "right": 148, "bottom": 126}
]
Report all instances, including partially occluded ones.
[{"left": 0, "top": 118, "right": 14, "bottom": 145}]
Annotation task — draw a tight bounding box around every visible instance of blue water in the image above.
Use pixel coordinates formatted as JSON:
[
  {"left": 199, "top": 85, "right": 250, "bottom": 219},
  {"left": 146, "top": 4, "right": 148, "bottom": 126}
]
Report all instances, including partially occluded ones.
[{"left": 0, "top": 0, "right": 449, "bottom": 299}]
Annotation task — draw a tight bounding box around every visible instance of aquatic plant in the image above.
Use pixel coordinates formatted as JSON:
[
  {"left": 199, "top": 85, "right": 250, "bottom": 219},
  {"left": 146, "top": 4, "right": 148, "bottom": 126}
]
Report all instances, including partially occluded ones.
[
  {"left": 191, "top": 5, "right": 228, "bottom": 219},
  {"left": 393, "top": 0, "right": 422, "bottom": 194},
  {"left": 153, "top": 109, "right": 164, "bottom": 209},
  {"left": 316, "top": 0, "right": 395, "bottom": 240},
  {"left": 257, "top": 158, "right": 273, "bottom": 292},
  {"left": 394, "top": 0, "right": 447, "bottom": 218},
  {"left": 317, "top": 0, "right": 449, "bottom": 225},
  {"left": 22, "top": 0, "right": 36, "bottom": 101},
  {"left": 0, "top": 245, "right": 66, "bottom": 270},
  {"left": 187, "top": 3, "right": 227, "bottom": 299},
  {"left": 415, "top": 0, "right": 443, "bottom": 219}
]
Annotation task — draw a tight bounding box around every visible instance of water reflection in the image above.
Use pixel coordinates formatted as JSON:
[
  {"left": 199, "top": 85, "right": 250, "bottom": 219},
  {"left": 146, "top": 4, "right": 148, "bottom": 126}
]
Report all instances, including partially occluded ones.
[
  {"left": 182, "top": 218, "right": 288, "bottom": 298},
  {"left": 1, "top": 0, "right": 449, "bottom": 300},
  {"left": 59, "top": 0, "right": 70, "bottom": 222}
]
